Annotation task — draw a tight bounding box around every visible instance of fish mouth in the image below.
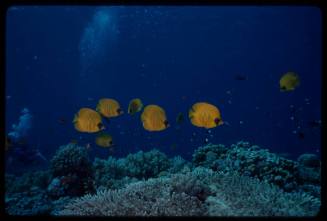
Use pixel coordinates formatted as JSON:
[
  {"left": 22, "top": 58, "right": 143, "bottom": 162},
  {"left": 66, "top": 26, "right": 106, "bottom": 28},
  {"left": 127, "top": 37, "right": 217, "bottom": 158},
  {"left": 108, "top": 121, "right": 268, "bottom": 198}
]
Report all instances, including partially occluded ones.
[
  {"left": 117, "top": 108, "right": 124, "bottom": 115},
  {"left": 98, "top": 122, "right": 105, "bottom": 130}
]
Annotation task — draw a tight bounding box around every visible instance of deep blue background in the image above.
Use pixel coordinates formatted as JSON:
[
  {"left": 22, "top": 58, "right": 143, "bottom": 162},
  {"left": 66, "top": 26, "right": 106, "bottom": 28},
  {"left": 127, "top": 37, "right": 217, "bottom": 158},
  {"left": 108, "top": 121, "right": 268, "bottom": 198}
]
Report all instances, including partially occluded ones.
[{"left": 5, "top": 6, "right": 321, "bottom": 169}]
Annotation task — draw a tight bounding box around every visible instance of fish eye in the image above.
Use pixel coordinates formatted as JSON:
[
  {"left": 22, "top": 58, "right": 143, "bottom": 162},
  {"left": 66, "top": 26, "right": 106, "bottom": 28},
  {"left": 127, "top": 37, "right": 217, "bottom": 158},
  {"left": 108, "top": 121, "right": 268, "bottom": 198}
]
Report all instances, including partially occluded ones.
[
  {"left": 164, "top": 120, "right": 169, "bottom": 127},
  {"left": 98, "top": 122, "right": 104, "bottom": 129},
  {"left": 214, "top": 118, "right": 221, "bottom": 125}
]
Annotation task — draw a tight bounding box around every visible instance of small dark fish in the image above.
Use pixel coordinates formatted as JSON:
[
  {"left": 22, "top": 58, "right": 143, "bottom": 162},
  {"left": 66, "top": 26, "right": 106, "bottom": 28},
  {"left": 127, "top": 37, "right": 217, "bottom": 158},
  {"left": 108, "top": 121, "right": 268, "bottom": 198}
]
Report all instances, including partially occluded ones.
[
  {"left": 298, "top": 131, "right": 305, "bottom": 139},
  {"left": 58, "top": 118, "right": 67, "bottom": 124},
  {"left": 70, "top": 139, "right": 78, "bottom": 144},
  {"left": 234, "top": 74, "right": 248, "bottom": 81},
  {"left": 176, "top": 112, "right": 184, "bottom": 124}
]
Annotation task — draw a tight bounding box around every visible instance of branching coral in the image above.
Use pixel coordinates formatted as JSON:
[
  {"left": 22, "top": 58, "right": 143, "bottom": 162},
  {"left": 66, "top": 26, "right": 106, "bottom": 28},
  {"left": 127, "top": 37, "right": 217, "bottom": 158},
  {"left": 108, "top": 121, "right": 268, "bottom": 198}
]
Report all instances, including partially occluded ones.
[
  {"left": 199, "top": 168, "right": 320, "bottom": 216},
  {"left": 59, "top": 167, "right": 320, "bottom": 216},
  {"left": 193, "top": 141, "right": 303, "bottom": 192},
  {"left": 59, "top": 175, "right": 206, "bottom": 216},
  {"left": 168, "top": 155, "right": 193, "bottom": 174}
]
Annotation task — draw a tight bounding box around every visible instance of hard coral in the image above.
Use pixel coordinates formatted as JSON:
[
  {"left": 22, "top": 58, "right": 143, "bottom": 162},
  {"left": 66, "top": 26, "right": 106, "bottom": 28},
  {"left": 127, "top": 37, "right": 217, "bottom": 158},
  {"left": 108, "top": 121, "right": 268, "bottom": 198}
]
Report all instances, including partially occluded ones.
[
  {"left": 49, "top": 143, "right": 94, "bottom": 196},
  {"left": 59, "top": 167, "right": 320, "bottom": 216},
  {"left": 200, "top": 168, "right": 320, "bottom": 216},
  {"left": 192, "top": 143, "right": 228, "bottom": 168},
  {"left": 122, "top": 149, "right": 170, "bottom": 179},
  {"left": 5, "top": 170, "right": 51, "bottom": 194},
  {"left": 93, "top": 149, "right": 171, "bottom": 189},
  {"left": 59, "top": 175, "right": 206, "bottom": 216},
  {"left": 50, "top": 143, "right": 92, "bottom": 177},
  {"left": 6, "top": 187, "right": 51, "bottom": 215},
  {"left": 193, "top": 141, "right": 303, "bottom": 192},
  {"left": 93, "top": 156, "right": 126, "bottom": 189}
]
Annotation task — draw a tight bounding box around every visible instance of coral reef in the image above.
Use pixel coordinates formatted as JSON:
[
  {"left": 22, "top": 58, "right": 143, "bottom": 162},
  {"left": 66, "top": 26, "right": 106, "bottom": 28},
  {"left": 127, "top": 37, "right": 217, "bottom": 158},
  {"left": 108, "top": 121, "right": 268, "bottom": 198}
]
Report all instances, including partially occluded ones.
[
  {"left": 193, "top": 168, "right": 320, "bottom": 216},
  {"left": 5, "top": 141, "right": 321, "bottom": 216},
  {"left": 297, "top": 153, "right": 321, "bottom": 184},
  {"left": 192, "top": 143, "right": 228, "bottom": 168},
  {"left": 298, "top": 154, "right": 321, "bottom": 168},
  {"left": 93, "top": 149, "right": 174, "bottom": 189},
  {"left": 192, "top": 141, "right": 321, "bottom": 196},
  {"left": 50, "top": 197, "right": 74, "bottom": 215},
  {"left": 59, "top": 167, "right": 320, "bottom": 216},
  {"left": 296, "top": 153, "right": 321, "bottom": 198},
  {"left": 122, "top": 149, "right": 170, "bottom": 179},
  {"left": 49, "top": 143, "right": 95, "bottom": 197},
  {"left": 5, "top": 187, "right": 51, "bottom": 215},
  {"left": 93, "top": 156, "right": 128, "bottom": 189},
  {"left": 167, "top": 155, "right": 193, "bottom": 174},
  {"left": 50, "top": 143, "right": 92, "bottom": 177},
  {"left": 59, "top": 173, "right": 208, "bottom": 216},
  {"left": 5, "top": 186, "right": 73, "bottom": 216},
  {"left": 5, "top": 170, "right": 51, "bottom": 194}
]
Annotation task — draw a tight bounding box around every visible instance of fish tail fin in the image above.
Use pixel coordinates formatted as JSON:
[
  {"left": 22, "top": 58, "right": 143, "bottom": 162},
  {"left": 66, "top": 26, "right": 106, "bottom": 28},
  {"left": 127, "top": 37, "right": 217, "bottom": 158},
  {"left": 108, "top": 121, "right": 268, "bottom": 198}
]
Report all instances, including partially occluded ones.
[
  {"left": 188, "top": 108, "right": 194, "bottom": 118},
  {"left": 72, "top": 114, "right": 78, "bottom": 123},
  {"left": 96, "top": 103, "right": 100, "bottom": 112}
]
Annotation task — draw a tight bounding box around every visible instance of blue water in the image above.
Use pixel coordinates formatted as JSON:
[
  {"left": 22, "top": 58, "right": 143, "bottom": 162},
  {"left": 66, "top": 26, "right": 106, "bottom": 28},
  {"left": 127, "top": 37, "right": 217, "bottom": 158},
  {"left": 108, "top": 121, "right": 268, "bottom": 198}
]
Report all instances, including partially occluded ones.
[{"left": 5, "top": 6, "right": 321, "bottom": 172}]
